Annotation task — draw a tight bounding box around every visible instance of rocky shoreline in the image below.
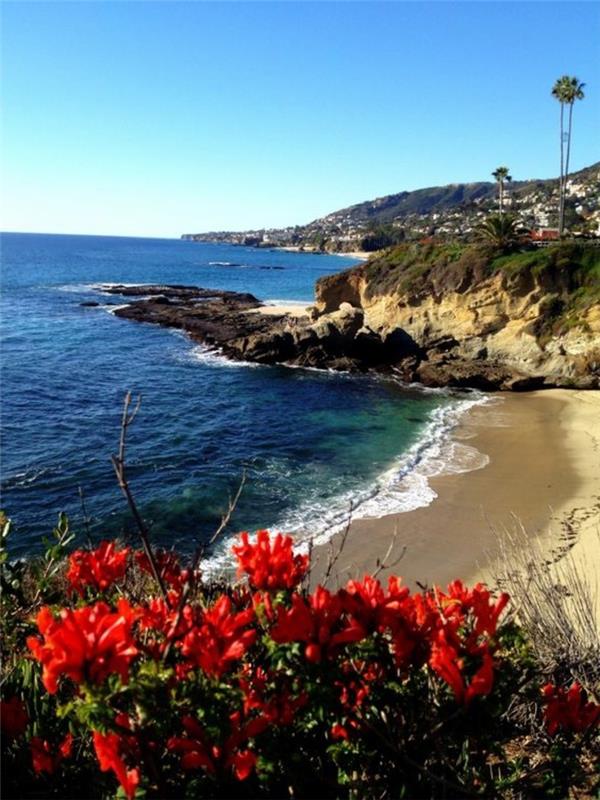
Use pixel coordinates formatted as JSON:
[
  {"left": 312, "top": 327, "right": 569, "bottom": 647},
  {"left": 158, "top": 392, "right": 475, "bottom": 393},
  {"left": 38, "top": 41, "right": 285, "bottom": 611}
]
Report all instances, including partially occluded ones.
[{"left": 93, "top": 282, "right": 598, "bottom": 390}]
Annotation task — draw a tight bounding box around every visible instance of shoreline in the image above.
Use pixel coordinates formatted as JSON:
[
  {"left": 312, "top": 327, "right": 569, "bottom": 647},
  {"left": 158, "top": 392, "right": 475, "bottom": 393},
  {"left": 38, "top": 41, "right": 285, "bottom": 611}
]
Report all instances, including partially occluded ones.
[
  {"left": 309, "top": 390, "right": 600, "bottom": 596},
  {"left": 275, "top": 245, "right": 371, "bottom": 261}
]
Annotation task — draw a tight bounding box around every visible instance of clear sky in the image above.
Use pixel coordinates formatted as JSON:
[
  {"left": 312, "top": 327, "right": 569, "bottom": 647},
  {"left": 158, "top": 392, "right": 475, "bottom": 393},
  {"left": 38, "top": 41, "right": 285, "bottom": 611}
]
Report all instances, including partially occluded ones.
[{"left": 2, "top": 1, "right": 599, "bottom": 238}]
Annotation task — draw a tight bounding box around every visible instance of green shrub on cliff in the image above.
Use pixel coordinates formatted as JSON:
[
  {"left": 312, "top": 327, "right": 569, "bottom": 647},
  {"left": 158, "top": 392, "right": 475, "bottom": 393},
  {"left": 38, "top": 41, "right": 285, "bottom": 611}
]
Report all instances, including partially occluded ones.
[{"left": 360, "top": 241, "right": 600, "bottom": 331}]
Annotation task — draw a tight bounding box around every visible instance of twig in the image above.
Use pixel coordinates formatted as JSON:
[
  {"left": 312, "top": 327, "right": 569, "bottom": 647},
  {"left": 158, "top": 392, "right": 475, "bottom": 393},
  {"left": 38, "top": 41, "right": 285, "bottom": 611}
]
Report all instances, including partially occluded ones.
[
  {"left": 161, "top": 472, "right": 246, "bottom": 662},
  {"left": 372, "top": 527, "right": 406, "bottom": 579},
  {"left": 78, "top": 485, "right": 94, "bottom": 547},
  {"left": 111, "top": 392, "right": 167, "bottom": 600},
  {"left": 321, "top": 503, "right": 353, "bottom": 587}
]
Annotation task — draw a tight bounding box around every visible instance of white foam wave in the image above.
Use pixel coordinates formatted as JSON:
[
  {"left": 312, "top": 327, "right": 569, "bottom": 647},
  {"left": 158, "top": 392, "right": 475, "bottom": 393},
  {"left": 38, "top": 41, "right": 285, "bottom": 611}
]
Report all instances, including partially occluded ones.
[
  {"left": 105, "top": 304, "right": 131, "bottom": 314},
  {"left": 202, "top": 392, "right": 495, "bottom": 578},
  {"left": 182, "top": 343, "right": 263, "bottom": 369},
  {"left": 2, "top": 464, "right": 62, "bottom": 490},
  {"left": 54, "top": 283, "right": 97, "bottom": 293},
  {"left": 263, "top": 298, "right": 311, "bottom": 307}
]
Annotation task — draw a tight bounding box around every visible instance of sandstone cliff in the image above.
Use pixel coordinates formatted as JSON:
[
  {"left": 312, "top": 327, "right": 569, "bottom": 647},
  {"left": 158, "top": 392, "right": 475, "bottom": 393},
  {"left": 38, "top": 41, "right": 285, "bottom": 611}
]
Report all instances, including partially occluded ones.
[{"left": 314, "top": 242, "right": 600, "bottom": 390}]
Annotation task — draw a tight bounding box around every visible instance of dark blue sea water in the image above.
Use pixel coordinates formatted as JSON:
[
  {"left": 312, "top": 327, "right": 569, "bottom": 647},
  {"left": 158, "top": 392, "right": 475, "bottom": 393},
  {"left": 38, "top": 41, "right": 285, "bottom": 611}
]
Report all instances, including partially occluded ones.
[{"left": 0, "top": 233, "right": 485, "bottom": 562}]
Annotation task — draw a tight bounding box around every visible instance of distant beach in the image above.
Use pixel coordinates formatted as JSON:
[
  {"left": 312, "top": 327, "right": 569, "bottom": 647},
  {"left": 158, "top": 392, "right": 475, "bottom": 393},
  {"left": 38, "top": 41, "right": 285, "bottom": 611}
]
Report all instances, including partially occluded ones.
[
  {"left": 310, "top": 390, "right": 600, "bottom": 598},
  {"left": 276, "top": 245, "right": 371, "bottom": 261}
]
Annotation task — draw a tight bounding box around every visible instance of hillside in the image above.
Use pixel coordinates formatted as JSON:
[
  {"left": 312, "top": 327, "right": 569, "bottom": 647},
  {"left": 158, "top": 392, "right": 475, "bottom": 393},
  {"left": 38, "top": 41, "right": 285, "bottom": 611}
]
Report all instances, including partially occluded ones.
[{"left": 182, "top": 162, "right": 600, "bottom": 252}]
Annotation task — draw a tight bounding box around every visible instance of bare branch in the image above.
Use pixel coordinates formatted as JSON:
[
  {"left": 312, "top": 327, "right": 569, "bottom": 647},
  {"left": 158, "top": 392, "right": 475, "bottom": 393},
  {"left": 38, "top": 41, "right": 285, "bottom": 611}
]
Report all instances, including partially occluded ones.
[
  {"left": 372, "top": 528, "right": 406, "bottom": 579},
  {"left": 320, "top": 503, "right": 353, "bottom": 587},
  {"left": 78, "top": 485, "right": 93, "bottom": 547},
  {"left": 161, "top": 472, "right": 246, "bottom": 662},
  {"left": 111, "top": 391, "right": 167, "bottom": 600}
]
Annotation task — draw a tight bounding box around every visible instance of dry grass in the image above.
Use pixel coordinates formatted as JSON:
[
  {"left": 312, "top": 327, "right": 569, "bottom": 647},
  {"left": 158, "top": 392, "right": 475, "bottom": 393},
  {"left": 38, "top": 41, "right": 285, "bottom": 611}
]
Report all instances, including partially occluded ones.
[{"left": 491, "top": 517, "right": 600, "bottom": 694}]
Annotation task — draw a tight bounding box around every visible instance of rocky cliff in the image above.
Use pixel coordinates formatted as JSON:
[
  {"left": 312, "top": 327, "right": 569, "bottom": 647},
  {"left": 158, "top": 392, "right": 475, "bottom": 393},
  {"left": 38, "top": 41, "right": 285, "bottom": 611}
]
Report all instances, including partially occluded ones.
[
  {"left": 314, "top": 242, "right": 600, "bottom": 389},
  {"left": 98, "top": 243, "right": 599, "bottom": 391}
]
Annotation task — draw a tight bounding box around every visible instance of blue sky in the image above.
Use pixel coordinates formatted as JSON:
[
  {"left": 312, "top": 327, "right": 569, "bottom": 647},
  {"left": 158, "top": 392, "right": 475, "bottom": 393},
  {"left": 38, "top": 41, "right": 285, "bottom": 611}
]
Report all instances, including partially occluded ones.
[{"left": 2, "top": 1, "right": 599, "bottom": 238}]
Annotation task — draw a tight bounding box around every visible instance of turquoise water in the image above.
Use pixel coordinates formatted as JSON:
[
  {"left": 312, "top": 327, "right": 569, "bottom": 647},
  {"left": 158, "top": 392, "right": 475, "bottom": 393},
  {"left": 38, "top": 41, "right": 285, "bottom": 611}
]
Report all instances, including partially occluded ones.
[{"left": 0, "top": 233, "right": 478, "bottom": 560}]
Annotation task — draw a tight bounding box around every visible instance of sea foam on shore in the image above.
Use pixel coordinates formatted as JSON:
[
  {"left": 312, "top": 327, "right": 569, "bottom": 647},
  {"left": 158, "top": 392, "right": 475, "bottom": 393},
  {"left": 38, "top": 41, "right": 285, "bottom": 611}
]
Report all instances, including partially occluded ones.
[{"left": 204, "top": 390, "right": 493, "bottom": 577}]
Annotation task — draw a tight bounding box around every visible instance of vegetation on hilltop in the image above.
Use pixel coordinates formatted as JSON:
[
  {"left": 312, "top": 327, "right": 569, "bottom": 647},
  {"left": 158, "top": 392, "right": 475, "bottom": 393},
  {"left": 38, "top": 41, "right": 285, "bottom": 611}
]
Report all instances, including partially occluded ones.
[{"left": 359, "top": 240, "right": 600, "bottom": 338}]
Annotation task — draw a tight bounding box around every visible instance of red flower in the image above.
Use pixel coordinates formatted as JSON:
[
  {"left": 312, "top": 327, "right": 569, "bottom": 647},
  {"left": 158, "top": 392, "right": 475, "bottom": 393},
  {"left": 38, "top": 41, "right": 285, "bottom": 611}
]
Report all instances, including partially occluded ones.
[
  {"left": 232, "top": 530, "right": 308, "bottom": 591},
  {"left": 379, "top": 582, "right": 440, "bottom": 668},
  {"left": 238, "top": 665, "right": 307, "bottom": 726},
  {"left": 27, "top": 599, "right": 139, "bottom": 694},
  {"left": 270, "top": 586, "right": 366, "bottom": 662},
  {"left": 93, "top": 730, "right": 140, "bottom": 799},
  {"left": 339, "top": 575, "right": 386, "bottom": 631},
  {"left": 542, "top": 682, "right": 600, "bottom": 735},
  {"left": 429, "top": 631, "right": 465, "bottom": 701},
  {"left": 168, "top": 712, "right": 263, "bottom": 781},
  {"left": 135, "top": 549, "right": 190, "bottom": 593},
  {"left": 67, "top": 540, "right": 130, "bottom": 596},
  {"left": 331, "top": 723, "right": 349, "bottom": 740},
  {"left": 137, "top": 594, "right": 196, "bottom": 658},
  {"left": 0, "top": 697, "right": 29, "bottom": 740},
  {"left": 429, "top": 632, "right": 495, "bottom": 704},
  {"left": 180, "top": 595, "right": 256, "bottom": 677},
  {"left": 31, "top": 733, "right": 72, "bottom": 774},
  {"left": 435, "top": 581, "right": 509, "bottom": 652}
]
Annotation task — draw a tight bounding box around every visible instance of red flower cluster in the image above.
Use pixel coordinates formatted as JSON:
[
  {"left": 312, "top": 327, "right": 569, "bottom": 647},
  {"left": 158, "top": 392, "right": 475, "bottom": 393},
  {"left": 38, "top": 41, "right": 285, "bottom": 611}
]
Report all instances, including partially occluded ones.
[
  {"left": 271, "top": 585, "right": 365, "bottom": 663},
  {"left": 232, "top": 530, "right": 308, "bottom": 591},
  {"left": 0, "top": 697, "right": 29, "bottom": 740},
  {"left": 425, "top": 582, "right": 508, "bottom": 704},
  {"left": 31, "top": 734, "right": 72, "bottom": 774},
  {"left": 13, "top": 532, "right": 522, "bottom": 799},
  {"left": 168, "top": 710, "right": 268, "bottom": 781},
  {"left": 180, "top": 595, "right": 256, "bottom": 677},
  {"left": 542, "top": 682, "right": 600, "bottom": 735},
  {"left": 239, "top": 665, "right": 307, "bottom": 727},
  {"left": 270, "top": 576, "right": 508, "bottom": 704},
  {"left": 135, "top": 548, "right": 190, "bottom": 593},
  {"left": 93, "top": 721, "right": 140, "bottom": 800},
  {"left": 27, "top": 599, "right": 139, "bottom": 693},
  {"left": 67, "top": 540, "right": 130, "bottom": 596}
]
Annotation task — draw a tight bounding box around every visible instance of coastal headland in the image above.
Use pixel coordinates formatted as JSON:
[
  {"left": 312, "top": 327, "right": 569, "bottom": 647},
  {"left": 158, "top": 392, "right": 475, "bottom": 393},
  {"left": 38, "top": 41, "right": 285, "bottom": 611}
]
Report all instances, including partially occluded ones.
[{"left": 100, "top": 238, "right": 599, "bottom": 391}]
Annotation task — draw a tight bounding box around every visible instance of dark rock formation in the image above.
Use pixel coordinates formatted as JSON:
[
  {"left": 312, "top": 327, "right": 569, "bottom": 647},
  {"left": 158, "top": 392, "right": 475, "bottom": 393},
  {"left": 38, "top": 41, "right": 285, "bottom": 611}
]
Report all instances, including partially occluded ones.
[{"left": 98, "top": 285, "right": 419, "bottom": 375}]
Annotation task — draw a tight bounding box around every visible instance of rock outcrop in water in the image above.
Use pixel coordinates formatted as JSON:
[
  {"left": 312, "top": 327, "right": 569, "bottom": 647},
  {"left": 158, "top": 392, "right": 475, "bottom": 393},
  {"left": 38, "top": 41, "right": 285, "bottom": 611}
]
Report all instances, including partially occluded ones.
[
  {"left": 99, "top": 241, "right": 600, "bottom": 390},
  {"left": 100, "top": 284, "right": 417, "bottom": 372}
]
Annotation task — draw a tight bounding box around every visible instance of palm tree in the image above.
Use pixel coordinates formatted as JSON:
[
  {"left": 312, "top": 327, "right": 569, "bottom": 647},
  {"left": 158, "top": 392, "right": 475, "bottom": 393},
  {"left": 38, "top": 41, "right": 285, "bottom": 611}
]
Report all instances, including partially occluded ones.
[
  {"left": 492, "top": 166, "right": 512, "bottom": 215},
  {"left": 475, "top": 213, "right": 521, "bottom": 254},
  {"left": 552, "top": 76, "right": 585, "bottom": 236}
]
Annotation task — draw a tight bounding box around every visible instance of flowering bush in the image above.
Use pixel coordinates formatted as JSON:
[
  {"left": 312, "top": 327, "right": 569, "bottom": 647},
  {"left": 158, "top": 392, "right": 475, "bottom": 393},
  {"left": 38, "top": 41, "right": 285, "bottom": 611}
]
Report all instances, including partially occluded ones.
[{"left": 1, "top": 524, "right": 599, "bottom": 799}]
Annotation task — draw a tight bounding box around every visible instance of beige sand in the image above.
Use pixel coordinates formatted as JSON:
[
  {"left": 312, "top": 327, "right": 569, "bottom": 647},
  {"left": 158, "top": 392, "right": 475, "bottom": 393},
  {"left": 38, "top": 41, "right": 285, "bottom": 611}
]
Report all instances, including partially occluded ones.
[
  {"left": 310, "top": 390, "right": 600, "bottom": 595},
  {"left": 275, "top": 245, "right": 371, "bottom": 261},
  {"left": 245, "top": 303, "right": 310, "bottom": 318}
]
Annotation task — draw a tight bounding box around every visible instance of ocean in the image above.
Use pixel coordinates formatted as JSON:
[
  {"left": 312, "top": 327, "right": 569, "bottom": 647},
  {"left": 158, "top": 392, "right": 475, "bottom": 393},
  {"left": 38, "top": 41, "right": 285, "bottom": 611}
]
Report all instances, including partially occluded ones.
[{"left": 0, "top": 232, "right": 487, "bottom": 563}]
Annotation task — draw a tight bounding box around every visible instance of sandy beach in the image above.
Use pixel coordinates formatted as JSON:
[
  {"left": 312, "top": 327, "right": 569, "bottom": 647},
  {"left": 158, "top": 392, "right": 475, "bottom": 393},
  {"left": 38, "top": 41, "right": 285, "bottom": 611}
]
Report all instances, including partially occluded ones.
[
  {"left": 310, "top": 390, "right": 600, "bottom": 599},
  {"left": 276, "top": 245, "right": 371, "bottom": 261},
  {"left": 245, "top": 302, "right": 310, "bottom": 317}
]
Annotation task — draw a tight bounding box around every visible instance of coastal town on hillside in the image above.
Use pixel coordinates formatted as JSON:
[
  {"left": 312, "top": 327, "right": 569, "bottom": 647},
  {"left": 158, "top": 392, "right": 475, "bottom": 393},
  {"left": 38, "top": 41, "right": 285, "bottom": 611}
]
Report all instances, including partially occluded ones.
[{"left": 183, "top": 162, "right": 600, "bottom": 252}]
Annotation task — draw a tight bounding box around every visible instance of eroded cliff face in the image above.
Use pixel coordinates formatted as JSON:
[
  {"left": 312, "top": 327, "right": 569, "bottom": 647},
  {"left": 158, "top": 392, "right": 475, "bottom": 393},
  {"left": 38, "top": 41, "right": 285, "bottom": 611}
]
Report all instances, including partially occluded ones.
[{"left": 315, "top": 258, "right": 600, "bottom": 390}]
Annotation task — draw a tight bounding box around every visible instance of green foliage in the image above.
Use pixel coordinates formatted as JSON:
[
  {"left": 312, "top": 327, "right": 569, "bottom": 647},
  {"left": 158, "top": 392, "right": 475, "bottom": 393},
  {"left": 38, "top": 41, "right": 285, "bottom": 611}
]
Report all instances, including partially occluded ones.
[
  {"left": 359, "top": 223, "right": 405, "bottom": 252},
  {"left": 475, "top": 213, "right": 522, "bottom": 254}
]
